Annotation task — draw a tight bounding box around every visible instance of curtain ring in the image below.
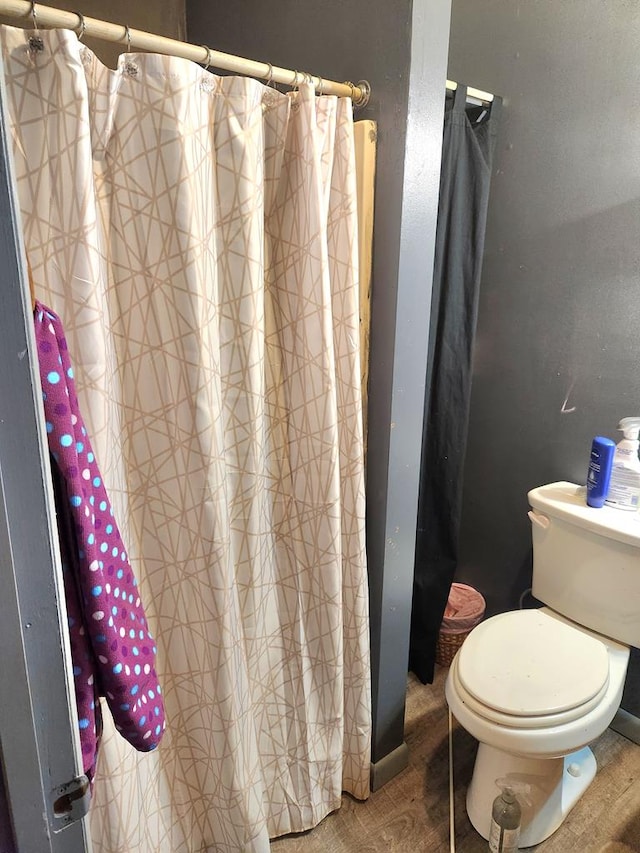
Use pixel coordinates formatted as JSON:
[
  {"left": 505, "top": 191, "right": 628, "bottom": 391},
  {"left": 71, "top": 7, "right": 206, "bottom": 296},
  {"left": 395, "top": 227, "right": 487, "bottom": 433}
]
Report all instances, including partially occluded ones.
[
  {"left": 30, "top": 1, "right": 39, "bottom": 31},
  {"left": 316, "top": 76, "right": 324, "bottom": 96},
  {"left": 200, "top": 44, "right": 212, "bottom": 71},
  {"left": 343, "top": 80, "right": 356, "bottom": 101},
  {"left": 74, "top": 11, "right": 86, "bottom": 41},
  {"left": 264, "top": 62, "right": 274, "bottom": 87},
  {"left": 290, "top": 70, "right": 300, "bottom": 91},
  {"left": 124, "top": 25, "right": 131, "bottom": 53}
]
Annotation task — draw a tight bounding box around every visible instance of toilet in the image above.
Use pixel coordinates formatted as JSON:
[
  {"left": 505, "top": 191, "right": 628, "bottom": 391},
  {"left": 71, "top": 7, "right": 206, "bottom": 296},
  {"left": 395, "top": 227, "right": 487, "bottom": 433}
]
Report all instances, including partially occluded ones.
[{"left": 445, "top": 481, "right": 640, "bottom": 848}]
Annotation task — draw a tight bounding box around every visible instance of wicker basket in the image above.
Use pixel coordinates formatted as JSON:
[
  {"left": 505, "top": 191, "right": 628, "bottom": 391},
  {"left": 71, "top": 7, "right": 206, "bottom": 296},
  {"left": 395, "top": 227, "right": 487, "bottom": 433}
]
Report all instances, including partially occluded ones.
[
  {"left": 435, "top": 629, "right": 471, "bottom": 667},
  {"left": 435, "top": 582, "right": 486, "bottom": 667}
]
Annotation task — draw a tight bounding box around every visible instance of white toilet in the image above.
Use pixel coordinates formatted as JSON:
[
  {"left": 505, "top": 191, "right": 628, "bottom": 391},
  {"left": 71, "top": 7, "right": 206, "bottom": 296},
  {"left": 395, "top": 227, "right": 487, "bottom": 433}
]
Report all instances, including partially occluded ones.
[{"left": 445, "top": 481, "right": 640, "bottom": 847}]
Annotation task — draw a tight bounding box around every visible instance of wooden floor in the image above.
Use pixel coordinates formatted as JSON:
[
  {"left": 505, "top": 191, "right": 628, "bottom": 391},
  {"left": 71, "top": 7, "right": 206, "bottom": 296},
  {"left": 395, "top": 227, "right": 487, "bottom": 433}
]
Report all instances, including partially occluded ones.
[{"left": 271, "top": 667, "right": 640, "bottom": 852}]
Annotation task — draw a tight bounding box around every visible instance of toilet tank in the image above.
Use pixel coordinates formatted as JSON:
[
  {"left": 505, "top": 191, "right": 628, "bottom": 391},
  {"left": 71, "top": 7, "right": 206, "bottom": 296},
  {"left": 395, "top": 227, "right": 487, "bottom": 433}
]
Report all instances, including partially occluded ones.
[{"left": 528, "top": 481, "right": 640, "bottom": 648}]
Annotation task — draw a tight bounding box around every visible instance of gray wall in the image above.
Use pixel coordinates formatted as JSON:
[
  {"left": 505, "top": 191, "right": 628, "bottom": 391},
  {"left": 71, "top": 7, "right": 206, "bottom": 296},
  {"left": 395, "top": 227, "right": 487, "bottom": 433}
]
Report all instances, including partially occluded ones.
[
  {"left": 0, "top": 0, "right": 186, "bottom": 67},
  {"left": 186, "top": 0, "right": 451, "bottom": 770},
  {"left": 449, "top": 4, "right": 640, "bottom": 618}
]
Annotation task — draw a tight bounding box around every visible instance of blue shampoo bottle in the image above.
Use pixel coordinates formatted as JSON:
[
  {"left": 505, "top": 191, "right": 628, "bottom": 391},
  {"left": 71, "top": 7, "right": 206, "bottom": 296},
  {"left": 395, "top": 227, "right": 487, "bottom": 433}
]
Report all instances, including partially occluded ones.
[{"left": 586, "top": 435, "right": 616, "bottom": 507}]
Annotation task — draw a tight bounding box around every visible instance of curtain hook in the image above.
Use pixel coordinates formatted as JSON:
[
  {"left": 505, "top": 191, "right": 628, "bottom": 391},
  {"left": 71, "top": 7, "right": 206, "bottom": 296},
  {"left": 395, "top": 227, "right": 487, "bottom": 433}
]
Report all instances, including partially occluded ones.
[
  {"left": 290, "top": 70, "right": 300, "bottom": 92},
  {"left": 264, "top": 62, "right": 274, "bottom": 87},
  {"left": 28, "top": 1, "right": 44, "bottom": 54},
  {"left": 124, "top": 25, "right": 131, "bottom": 53},
  {"left": 200, "top": 44, "right": 212, "bottom": 71},
  {"left": 74, "top": 11, "right": 86, "bottom": 41}
]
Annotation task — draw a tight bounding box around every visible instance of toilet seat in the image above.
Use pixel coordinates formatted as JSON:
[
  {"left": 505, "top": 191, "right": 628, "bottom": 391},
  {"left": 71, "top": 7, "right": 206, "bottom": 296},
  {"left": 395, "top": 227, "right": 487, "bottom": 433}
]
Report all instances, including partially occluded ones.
[{"left": 454, "top": 609, "right": 610, "bottom": 729}]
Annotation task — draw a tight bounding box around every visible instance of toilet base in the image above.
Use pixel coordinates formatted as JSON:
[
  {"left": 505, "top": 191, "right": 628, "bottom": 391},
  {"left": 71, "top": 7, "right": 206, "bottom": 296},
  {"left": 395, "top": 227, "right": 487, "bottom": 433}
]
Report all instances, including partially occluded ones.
[{"left": 466, "top": 742, "right": 597, "bottom": 847}]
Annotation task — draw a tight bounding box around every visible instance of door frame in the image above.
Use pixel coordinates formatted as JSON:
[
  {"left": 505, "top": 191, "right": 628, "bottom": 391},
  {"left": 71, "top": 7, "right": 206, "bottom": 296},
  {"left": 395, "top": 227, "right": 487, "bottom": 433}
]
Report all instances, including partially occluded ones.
[{"left": 0, "top": 53, "right": 90, "bottom": 853}]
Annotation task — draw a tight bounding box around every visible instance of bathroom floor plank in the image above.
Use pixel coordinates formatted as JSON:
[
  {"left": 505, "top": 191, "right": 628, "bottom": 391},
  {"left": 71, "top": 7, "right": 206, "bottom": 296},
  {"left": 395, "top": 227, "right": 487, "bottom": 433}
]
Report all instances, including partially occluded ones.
[{"left": 270, "top": 667, "right": 640, "bottom": 852}]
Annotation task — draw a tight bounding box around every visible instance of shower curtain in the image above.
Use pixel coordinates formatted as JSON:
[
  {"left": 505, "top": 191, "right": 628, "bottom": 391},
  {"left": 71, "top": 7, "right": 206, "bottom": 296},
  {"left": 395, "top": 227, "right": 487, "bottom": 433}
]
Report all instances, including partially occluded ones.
[
  {"left": 1, "top": 26, "right": 370, "bottom": 852},
  {"left": 410, "top": 85, "right": 501, "bottom": 684}
]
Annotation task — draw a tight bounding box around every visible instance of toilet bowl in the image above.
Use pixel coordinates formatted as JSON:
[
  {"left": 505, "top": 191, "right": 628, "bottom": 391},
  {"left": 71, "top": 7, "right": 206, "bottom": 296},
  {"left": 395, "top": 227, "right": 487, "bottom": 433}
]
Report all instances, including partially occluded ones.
[{"left": 446, "top": 607, "right": 629, "bottom": 847}]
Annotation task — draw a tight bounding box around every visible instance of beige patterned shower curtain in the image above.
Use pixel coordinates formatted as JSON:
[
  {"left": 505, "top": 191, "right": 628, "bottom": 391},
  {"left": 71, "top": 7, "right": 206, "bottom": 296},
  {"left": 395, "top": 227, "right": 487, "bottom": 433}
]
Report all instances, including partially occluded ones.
[{"left": 1, "top": 26, "right": 370, "bottom": 852}]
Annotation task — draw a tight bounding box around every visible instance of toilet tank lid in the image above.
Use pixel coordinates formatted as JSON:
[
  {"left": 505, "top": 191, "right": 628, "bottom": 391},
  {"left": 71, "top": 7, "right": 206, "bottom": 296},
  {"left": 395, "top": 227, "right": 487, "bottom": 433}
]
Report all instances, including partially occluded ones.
[{"left": 528, "top": 481, "right": 640, "bottom": 547}]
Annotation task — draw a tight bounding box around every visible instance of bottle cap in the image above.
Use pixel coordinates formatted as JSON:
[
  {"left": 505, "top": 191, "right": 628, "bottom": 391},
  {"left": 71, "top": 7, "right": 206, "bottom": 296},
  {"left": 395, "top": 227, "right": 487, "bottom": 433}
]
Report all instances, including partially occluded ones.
[
  {"left": 619, "top": 417, "right": 640, "bottom": 441},
  {"left": 502, "top": 786, "right": 516, "bottom": 804},
  {"left": 495, "top": 777, "right": 531, "bottom": 806}
]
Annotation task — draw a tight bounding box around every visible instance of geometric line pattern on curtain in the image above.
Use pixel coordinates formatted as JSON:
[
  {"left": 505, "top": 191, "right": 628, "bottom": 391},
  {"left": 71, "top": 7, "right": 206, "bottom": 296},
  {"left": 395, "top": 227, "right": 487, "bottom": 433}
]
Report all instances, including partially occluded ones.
[{"left": 1, "top": 25, "right": 370, "bottom": 852}]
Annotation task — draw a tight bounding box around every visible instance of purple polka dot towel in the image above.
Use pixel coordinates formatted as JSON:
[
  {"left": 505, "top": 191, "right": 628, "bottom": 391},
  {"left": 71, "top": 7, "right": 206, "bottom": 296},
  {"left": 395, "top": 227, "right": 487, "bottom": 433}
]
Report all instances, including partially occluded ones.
[{"left": 34, "top": 301, "right": 165, "bottom": 782}]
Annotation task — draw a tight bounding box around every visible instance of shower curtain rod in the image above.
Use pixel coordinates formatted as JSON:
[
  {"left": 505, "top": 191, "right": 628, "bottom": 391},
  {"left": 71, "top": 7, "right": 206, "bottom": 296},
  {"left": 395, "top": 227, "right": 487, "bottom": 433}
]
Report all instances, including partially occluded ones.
[
  {"left": 0, "top": 0, "right": 371, "bottom": 106},
  {"left": 446, "top": 79, "right": 494, "bottom": 103}
]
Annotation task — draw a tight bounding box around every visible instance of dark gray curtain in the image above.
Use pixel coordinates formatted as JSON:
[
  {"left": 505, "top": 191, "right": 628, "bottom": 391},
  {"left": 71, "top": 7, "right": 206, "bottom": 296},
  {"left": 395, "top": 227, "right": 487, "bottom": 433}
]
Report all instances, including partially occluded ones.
[{"left": 410, "top": 85, "right": 502, "bottom": 684}]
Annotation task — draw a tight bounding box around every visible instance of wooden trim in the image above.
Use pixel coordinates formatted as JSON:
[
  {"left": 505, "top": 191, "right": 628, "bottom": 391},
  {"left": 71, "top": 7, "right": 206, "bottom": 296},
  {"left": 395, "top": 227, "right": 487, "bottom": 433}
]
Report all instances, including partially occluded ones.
[{"left": 353, "top": 120, "right": 377, "bottom": 447}]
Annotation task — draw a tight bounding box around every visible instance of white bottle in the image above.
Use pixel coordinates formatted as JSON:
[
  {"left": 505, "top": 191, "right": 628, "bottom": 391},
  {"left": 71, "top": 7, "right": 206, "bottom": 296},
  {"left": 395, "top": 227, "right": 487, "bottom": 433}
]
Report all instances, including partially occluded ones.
[{"left": 605, "top": 417, "right": 640, "bottom": 511}]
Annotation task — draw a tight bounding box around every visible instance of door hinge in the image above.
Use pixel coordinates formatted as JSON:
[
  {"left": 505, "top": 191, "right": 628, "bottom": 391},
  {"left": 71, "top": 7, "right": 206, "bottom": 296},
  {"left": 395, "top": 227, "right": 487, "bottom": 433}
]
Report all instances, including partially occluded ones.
[{"left": 51, "top": 774, "right": 90, "bottom": 829}]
